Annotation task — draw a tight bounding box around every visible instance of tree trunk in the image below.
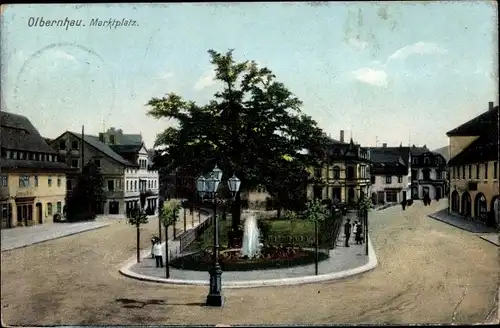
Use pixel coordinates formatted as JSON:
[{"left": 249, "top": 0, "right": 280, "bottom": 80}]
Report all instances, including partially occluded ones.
[
  {"left": 136, "top": 224, "right": 140, "bottom": 263},
  {"left": 183, "top": 208, "right": 187, "bottom": 231},
  {"left": 365, "top": 212, "right": 369, "bottom": 256},
  {"left": 165, "top": 224, "right": 170, "bottom": 278},
  {"left": 315, "top": 220, "right": 319, "bottom": 275},
  {"left": 173, "top": 210, "right": 177, "bottom": 239}
]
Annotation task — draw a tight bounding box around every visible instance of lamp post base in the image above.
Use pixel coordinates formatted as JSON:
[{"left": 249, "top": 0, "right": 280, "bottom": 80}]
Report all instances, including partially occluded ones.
[
  {"left": 206, "top": 293, "right": 224, "bottom": 307},
  {"left": 206, "top": 265, "right": 223, "bottom": 307}
]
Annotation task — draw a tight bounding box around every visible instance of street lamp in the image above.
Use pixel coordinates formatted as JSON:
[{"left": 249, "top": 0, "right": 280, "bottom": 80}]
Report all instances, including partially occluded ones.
[{"left": 196, "top": 166, "right": 240, "bottom": 307}]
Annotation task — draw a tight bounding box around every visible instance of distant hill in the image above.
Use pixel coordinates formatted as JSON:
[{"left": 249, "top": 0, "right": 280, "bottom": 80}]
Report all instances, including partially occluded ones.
[{"left": 432, "top": 146, "right": 450, "bottom": 162}]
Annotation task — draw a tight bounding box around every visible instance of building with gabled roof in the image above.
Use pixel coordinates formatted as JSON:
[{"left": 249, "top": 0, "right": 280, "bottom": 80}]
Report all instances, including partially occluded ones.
[
  {"left": 447, "top": 101, "right": 499, "bottom": 227},
  {"left": 1, "top": 111, "right": 77, "bottom": 229},
  {"left": 308, "top": 130, "right": 372, "bottom": 206}
]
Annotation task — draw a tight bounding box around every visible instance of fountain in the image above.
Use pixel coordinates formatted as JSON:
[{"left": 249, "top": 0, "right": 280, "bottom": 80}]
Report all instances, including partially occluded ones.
[
  {"left": 241, "top": 215, "right": 261, "bottom": 258},
  {"left": 169, "top": 211, "right": 330, "bottom": 271}
]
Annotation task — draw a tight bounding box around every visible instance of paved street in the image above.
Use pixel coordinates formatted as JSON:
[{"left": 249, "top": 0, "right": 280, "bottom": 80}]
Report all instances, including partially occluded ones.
[
  {"left": 1, "top": 201, "right": 498, "bottom": 325},
  {"left": 1, "top": 220, "right": 112, "bottom": 252}
]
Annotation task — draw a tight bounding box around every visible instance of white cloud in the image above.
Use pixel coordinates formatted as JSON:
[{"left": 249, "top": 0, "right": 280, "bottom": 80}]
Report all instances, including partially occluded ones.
[
  {"left": 351, "top": 67, "right": 388, "bottom": 87},
  {"left": 157, "top": 71, "right": 174, "bottom": 80},
  {"left": 347, "top": 37, "right": 368, "bottom": 51},
  {"left": 387, "top": 41, "right": 447, "bottom": 62},
  {"left": 194, "top": 67, "right": 216, "bottom": 90}
]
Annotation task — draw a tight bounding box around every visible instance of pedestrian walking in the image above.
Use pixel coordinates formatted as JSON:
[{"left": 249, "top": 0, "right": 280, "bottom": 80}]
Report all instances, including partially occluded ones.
[
  {"left": 153, "top": 241, "right": 164, "bottom": 268},
  {"left": 344, "top": 219, "right": 352, "bottom": 247},
  {"left": 355, "top": 222, "right": 363, "bottom": 244},
  {"left": 401, "top": 200, "right": 406, "bottom": 211}
]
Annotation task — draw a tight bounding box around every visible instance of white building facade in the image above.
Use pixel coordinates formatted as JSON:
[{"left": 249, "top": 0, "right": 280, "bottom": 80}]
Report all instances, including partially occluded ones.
[
  {"left": 124, "top": 143, "right": 159, "bottom": 215},
  {"left": 371, "top": 174, "right": 409, "bottom": 204}
]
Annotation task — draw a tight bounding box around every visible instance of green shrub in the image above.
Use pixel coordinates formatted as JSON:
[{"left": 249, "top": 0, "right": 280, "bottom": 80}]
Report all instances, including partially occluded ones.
[{"left": 257, "top": 219, "right": 272, "bottom": 240}]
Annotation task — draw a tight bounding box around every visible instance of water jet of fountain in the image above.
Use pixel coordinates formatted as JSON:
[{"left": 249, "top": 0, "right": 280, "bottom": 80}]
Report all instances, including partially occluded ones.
[{"left": 241, "top": 215, "right": 261, "bottom": 258}]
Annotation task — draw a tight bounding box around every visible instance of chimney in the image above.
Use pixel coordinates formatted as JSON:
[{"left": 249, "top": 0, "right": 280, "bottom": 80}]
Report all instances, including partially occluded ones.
[
  {"left": 340, "top": 130, "right": 345, "bottom": 143},
  {"left": 489, "top": 101, "right": 494, "bottom": 111},
  {"left": 382, "top": 143, "right": 387, "bottom": 148}
]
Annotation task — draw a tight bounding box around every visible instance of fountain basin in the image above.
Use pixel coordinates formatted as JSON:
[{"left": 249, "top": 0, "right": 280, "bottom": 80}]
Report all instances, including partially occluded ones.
[{"left": 169, "top": 245, "right": 329, "bottom": 272}]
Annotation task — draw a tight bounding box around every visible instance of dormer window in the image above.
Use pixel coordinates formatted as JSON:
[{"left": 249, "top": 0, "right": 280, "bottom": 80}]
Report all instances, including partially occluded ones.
[
  {"left": 412, "top": 157, "right": 418, "bottom": 164},
  {"left": 424, "top": 157, "right": 430, "bottom": 164},
  {"left": 59, "top": 140, "right": 66, "bottom": 150},
  {"left": 109, "top": 135, "right": 116, "bottom": 145}
]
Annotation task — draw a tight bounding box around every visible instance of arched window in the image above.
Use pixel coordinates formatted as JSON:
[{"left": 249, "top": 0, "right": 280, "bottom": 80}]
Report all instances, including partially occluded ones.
[{"left": 333, "top": 166, "right": 340, "bottom": 179}]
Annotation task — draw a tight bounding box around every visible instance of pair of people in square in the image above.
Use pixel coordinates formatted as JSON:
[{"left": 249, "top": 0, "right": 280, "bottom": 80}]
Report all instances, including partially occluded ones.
[{"left": 344, "top": 219, "right": 363, "bottom": 247}]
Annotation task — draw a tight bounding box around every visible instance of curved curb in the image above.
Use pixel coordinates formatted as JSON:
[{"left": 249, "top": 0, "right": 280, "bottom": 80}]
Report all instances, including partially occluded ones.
[{"left": 119, "top": 236, "right": 378, "bottom": 289}]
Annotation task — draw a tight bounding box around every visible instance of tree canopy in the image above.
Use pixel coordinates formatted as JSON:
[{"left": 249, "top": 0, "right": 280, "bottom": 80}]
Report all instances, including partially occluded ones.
[
  {"left": 147, "top": 49, "right": 329, "bottom": 224},
  {"left": 66, "top": 161, "right": 106, "bottom": 221}
]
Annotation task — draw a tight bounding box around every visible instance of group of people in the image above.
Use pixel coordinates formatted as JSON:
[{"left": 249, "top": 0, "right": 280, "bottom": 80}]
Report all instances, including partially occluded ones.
[
  {"left": 343, "top": 219, "right": 364, "bottom": 247},
  {"left": 151, "top": 237, "right": 164, "bottom": 268}
]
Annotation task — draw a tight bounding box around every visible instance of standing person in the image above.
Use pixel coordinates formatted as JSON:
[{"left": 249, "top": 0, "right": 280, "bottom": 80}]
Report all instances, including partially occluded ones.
[
  {"left": 355, "top": 222, "right": 363, "bottom": 244},
  {"left": 344, "top": 219, "right": 352, "bottom": 247},
  {"left": 153, "top": 241, "right": 164, "bottom": 268},
  {"left": 401, "top": 200, "right": 406, "bottom": 211}
]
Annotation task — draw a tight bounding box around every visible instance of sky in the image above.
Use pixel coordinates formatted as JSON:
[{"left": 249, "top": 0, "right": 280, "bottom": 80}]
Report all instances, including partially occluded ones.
[{"left": 1, "top": 2, "right": 498, "bottom": 151}]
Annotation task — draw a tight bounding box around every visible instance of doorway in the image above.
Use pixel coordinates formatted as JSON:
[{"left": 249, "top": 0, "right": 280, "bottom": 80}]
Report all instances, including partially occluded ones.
[
  {"left": 435, "top": 187, "right": 442, "bottom": 200},
  {"left": 36, "top": 203, "right": 42, "bottom": 224},
  {"left": 109, "top": 201, "right": 119, "bottom": 215}
]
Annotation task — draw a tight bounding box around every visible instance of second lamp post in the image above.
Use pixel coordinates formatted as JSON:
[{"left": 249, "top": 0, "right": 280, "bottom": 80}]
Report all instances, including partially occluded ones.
[{"left": 196, "top": 165, "right": 241, "bottom": 307}]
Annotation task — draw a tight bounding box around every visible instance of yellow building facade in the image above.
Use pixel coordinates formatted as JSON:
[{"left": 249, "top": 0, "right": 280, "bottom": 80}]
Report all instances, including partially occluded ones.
[
  {"left": 1, "top": 110, "right": 74, "bottom": 228},
  {"left": 307, "top": 161, "right": 371, "bottom": 205},
  {"left": 447, "top": 101, "right": 499, "bottom": 225}
]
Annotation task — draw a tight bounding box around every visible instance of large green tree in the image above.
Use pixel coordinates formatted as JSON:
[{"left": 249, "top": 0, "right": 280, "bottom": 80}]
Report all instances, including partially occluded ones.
[
  {"left": 147, "top": 49, "right": 328, "bottom": 230},
  {"left": 66, "top": 161, "right": 106, "bottom": 221}
]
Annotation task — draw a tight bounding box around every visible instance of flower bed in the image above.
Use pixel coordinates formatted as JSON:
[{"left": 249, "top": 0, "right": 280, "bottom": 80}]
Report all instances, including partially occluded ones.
[{"left": 169, "top": 245, "right": 329, "bottom": 271}]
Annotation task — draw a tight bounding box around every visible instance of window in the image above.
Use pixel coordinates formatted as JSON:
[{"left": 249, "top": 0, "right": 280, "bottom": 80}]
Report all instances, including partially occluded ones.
[
  {"left": 108, "top": 180, "right": 115, "bottom": 191},
  {"left": 59, "top": 140, "right": 66, "bottom": 149},
  {"left": 494, "top": 162, "right": 498, "bottom": 179},
  {"left": 423, "top": 169, "right": 431, "bottom": 180},
  {"left": 109, "top": 135, "right": 116, "bottom": 145},
  {"left": 385, "top": 176, "right": 392, "bottom": 184},
  {"left": 333, "top": 166, "right": 340, "bottom": 179},
  {"left": 462, "top": 166, "right": 465, "bottom": 179},
  {"left": 411, "top": 169, "right": 417, "bottom": 180},
  {"left": 476, "top": 164, "right": 480, "bottom": 179},
  {"left": 347, "top": 167, "right": 355, "bottom": 180},
  {"left": 397, "top": 176, "right": 403, "bottom": 183},
  {"left": 484, "top": 163, "right": 488, "bottom": 179},
  {"left": 0, "top": 175, "right": 7, "bottom": 187},
  {"left": 71, "top": 141, "right": 79, "bottom": 150},
  {"left": 370, "top": 175, "right": 375, "bottom": 184},
  {"left": 57, "top": 176, "right": 61, "bottom": 187},
  {"left": 47, "top": 203, "right": 53, "bottom": 216},
  {"left": 412, "top": 157, "right": 418, "bottom": 164},
  {"left": 468, "top": 165, "right": 472, "bottom": 179},
  {"left": 134, "top": 180, "right": 137, "bottom": 191},
  {"left": 424, "top": 157, "right": 430, "bottom": 164},
  {"left": 34, "top": 175, "right": 38, "bottom": 187},
  {"left": 94, "top": 159, "right": 100, "bottom": 167},
  {"left": 71, "top": 159, "right": 78, "bottom": 168},
  {"left": 48, "top": 176, "right": 52, "bottom": 187},
  {"left": 148, "top": 180, "right": 151, "bottom": 189},
  {"left": 126, "top": 181, "right": 129, "bottom": 191},
  {"left": 19, "top": 152, "right": 24, "bottom": 160},
  {"left": 66, "top": 179, "right": 72, "bottom": 191},
  {"left": 452, "top": 167, "right": 455, "bottom": 179},
  {"left": 314, "top": 167, "right": 322, "bottom": 178},
  {"left": 56, "top": 202, "right": 62, "bottom": 214},
  {"left": 18, "top": 175, "right": 30, "bottom": 188}
]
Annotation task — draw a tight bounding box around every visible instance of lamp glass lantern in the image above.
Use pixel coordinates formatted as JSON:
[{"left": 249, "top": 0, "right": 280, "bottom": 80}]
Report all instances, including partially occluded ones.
[
  {"left": 227, "top": 175, "right": 241, "bottom": 197},
  {"left": 212, "top": 165, "right": 223, "bottom": 181},
  {"left": 196, "top": 175, "right": 207, "bottom": 198},
  {"left": 205, "top": 176, "right": 220, "bottom": 197}
]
